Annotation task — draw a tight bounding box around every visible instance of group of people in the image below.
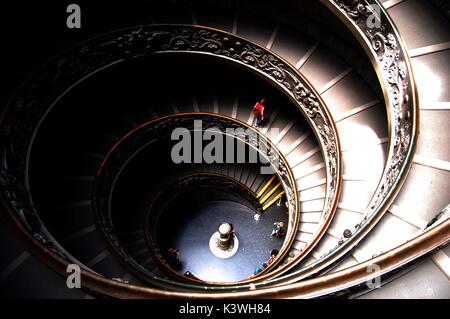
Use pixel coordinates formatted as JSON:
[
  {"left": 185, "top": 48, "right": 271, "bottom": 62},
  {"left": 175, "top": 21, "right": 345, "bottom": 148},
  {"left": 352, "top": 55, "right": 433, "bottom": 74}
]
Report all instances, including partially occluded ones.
[
  {"left": 253, "top": 249, "right": 279, "bottom": 275},
  {"left": 252, "top": 221, "right": 285, "bottom": 276}
]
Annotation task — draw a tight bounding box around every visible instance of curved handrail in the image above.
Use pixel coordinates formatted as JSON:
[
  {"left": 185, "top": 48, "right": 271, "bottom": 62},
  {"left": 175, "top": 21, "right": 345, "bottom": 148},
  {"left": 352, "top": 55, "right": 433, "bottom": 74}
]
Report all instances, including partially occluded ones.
[{"left": 9, "top": 204, "right": 448, "bottom": 298}]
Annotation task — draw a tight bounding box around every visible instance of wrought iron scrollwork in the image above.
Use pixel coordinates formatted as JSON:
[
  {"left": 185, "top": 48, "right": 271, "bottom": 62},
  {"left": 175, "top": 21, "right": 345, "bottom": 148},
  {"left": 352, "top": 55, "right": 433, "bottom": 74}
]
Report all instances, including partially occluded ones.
[
  {"left": 328, "top": 0, "right": 415, "bottom": 211},
  {"left": 298, "top": 0, "right": 418, "bottom": 275}
]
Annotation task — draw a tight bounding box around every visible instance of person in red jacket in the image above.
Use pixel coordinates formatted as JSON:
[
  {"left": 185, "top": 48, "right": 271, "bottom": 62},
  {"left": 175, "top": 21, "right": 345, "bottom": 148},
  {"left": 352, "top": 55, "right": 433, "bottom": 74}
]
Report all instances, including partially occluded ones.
[{"left": 252, "top": 99, "right": 266, "bottom": 128}]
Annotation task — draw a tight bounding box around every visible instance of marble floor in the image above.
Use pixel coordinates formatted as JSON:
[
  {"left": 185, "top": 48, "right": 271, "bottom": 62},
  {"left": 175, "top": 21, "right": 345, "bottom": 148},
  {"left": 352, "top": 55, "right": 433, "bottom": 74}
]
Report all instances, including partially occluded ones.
[{"left": 161, "top": 200, "right": 288, "bottom": 282}]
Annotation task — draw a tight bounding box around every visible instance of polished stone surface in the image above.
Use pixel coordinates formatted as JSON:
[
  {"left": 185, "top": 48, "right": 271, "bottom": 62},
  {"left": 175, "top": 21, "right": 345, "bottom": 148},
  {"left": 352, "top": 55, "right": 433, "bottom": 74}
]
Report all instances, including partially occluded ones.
[{"left": 163, "top": 200, "right": 288, "bottom": 283}]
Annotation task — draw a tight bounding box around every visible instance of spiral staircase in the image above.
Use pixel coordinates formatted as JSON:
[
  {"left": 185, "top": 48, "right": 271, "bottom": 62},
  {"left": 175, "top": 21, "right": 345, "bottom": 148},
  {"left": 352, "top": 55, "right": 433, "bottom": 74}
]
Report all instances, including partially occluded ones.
[{"left": 0, "top": 0, "right": 449, "bottom": 298}]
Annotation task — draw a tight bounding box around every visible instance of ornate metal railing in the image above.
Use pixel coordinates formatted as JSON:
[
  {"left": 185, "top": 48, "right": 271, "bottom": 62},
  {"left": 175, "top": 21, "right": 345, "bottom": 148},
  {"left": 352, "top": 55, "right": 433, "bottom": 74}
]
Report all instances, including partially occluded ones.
[{"left": 271, "top": 0, "right": 420, "bottom": 284}]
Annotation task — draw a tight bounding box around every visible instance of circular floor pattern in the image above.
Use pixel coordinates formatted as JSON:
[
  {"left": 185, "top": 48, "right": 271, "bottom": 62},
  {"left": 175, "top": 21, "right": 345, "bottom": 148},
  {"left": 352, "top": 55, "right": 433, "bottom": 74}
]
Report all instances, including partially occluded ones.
[{"left": 161, "top": 200, "right": 288, "bottom": 282}]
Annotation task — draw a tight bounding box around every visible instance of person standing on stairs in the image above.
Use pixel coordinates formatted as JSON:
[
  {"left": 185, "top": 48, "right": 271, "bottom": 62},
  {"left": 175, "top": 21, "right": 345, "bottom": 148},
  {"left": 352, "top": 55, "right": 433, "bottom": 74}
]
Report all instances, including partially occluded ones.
[
  {"left": 252, "top": 98, "right": 266, "bottom": 128},
  {"left": 267, "top": 249, "right": 279, "bottom": 265},
  {"left": 271, "top": 221, "right": 285, "bottom": 238}
]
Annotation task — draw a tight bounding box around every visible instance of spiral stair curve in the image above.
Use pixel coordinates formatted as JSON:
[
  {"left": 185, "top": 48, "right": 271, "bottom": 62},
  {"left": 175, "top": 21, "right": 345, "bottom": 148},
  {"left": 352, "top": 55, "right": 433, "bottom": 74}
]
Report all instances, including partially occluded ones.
[{"left": 0, "top": 0, "right": 449, "bottom": 298}]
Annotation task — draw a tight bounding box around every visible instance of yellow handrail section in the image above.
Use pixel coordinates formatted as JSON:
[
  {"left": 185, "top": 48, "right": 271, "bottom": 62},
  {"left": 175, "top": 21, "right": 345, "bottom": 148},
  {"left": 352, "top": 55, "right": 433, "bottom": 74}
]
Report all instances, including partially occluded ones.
[
  {"left": 256, "top": 175, "right": 275, "bottom": 198},
  {"left": 260, "top": 182, "right": 281, "bottom": 204},
  {"left": 257, "top": 175, "right": 285, "bottom": 211},
  {"left": 262, "top": 191, "right": 285, "bottom": 211}
]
